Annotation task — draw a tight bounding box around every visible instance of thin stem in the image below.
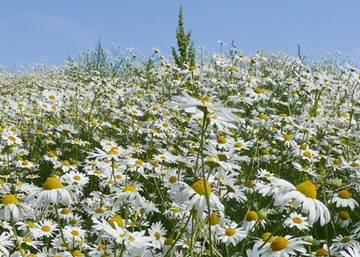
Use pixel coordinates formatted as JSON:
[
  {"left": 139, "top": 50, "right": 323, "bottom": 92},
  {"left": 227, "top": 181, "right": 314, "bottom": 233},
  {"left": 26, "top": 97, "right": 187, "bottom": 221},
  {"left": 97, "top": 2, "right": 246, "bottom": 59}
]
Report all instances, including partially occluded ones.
[{"left": 10, "top": 213, "right": 26, "bottom": 257}]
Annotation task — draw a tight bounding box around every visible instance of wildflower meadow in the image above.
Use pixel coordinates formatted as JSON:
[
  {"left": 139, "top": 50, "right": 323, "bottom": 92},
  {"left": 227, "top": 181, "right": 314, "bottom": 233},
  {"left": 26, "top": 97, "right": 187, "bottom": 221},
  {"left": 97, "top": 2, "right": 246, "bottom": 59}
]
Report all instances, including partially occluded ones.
[{"left": 0, "top": 9, "right": 360, "bottom": 257}]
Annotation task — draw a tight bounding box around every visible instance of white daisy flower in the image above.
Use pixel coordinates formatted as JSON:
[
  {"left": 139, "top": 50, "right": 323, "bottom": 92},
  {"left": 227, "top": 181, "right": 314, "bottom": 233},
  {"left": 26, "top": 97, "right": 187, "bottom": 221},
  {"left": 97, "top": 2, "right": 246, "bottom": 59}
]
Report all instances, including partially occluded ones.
[
  {"left": 0, "top": 232, "right": 13, "bottom": 256},
  {"left": 64, "top": 226, "right": 86, "bottom": 241},
  {"left": 181, "top": 179, "right": 224, "bottom": 216},
  {"left": 330, "top": 189, "right": 358, "bottom": 210},
  {"left": 340, "top": 243, "right": 360, "bottom": 257},
  {"left": 335, "top": 210, "right": 352, "bottom": 228},
  {"left": 148, "top": 221, "right": 167, "bottom": 249},
  {"left": 33, "top": 176, "right": 74, "bottom": 206},
  {"left": 275, "top": 180, "right": 331, "bottom": 225},
  {"left": 219, "top": 222, "right": 247, "bottom": 246},
  {"left": 259, "top": 235, "right": 310, "bottom": 257},
  {"left": 33, "top": 219, "right": 57, "bottom": 238},
  {"left": 0, "top": 193, "right": 31, "bottom": 221},
  {"left": 331, "top": 235, "right": 359, "bottom": 252},
  {"left": 284, "top": 213, "right": 310, "bottom": 231}
]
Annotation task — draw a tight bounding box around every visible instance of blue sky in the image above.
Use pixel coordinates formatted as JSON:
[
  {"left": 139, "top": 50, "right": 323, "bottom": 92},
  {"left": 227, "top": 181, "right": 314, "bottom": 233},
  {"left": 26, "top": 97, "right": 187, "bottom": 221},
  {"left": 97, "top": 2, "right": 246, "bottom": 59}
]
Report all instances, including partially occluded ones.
[{"left": 1, "top": 1, "right": 360, "bottom": 68}]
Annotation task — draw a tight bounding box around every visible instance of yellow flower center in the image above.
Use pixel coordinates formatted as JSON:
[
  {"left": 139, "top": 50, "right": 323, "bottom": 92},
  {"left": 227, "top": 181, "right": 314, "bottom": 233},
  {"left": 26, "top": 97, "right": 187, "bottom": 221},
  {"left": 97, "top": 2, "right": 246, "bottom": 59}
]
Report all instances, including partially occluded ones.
[
  {"left": 170, "top": 208, "right": 181, "bottom": 213},
  {"left": 200, "top": 96, "right": 210, "bottom": 105},
  {"left": 271, "top": 236, "right": 289, "bottom": 251},
  {"left": 107, "top": 147, "right": 119, "bottom": 155},
  {"left": 95, "top": 208, "right": 105, "bottom": 214},
  {"left": 8, "top": 135, "right": 17, "bottom": 142},
  {"left": 217, "top": 135, "right": 227, "bottom": 144},
  {"left": 108, "top": 214, "right": 124, "bottom": 228},
  {"left": 244, "top": 180, "right": 254, "bottom": 188},
  {"left": 234, "top": 142, "right": 242, "bottom": 148},
  {"left": 292, "top": 217, "right": 303, "bottom": 224},
  {"left": 315, "top": 248, "right": 328, "bottom": 256},
  {"left": 254, "top": 87, "right": 266, "bottom": 94},
  {"left": 338, "top": 190, "right": 351, "bottom": 199},
  {"left": 191, "top": 179, "right": 211, "bottom": 196},
  {"left": 2, "top": 194, "right": 19, "bottom": 205},
  {"left": 208, "top": 113, "right": 219, "bottom": 120},
  {"left": 122, "top": 184, "right": 137, "bottom": 192},
  {"left": 341, "top": 236, "right": 351, "bottom": 243},
  {"left": 154, "top": 231, "right": 161, "bottom": 240},
  {"left": 260, "top": 148, "right": 269, "bottom": 155},
  {"left": 26, "top": 221, "right": 36, "bottom": 229},
  {"left": 47, "top": 151, "right": 56, "bottom": 158},
  {"left": 165, "top": 237, "right": 174, "bottom": 246},
  {"left": 62, "top": 160, "right": 71, "bottom": 167},
  {"left": 296, "top": 180, "right": 317, "bottom": 199},
  {"left": 303, "top": 151, "right": 312, "bottom": 158},
  {"left": 73, "top": 175, "right": 81, "bottom": 181},
  {"left": 208, "top": 213, "right": 221, "bottom": 225},
  {"left": 283, "top": 133, "right": 292, "bottom": 141},
  {"left": 245, "top": 211, "right": 259, "bottom": 221},
  {"left": 258, "top": 113, "right": 268, "bottom": 120},
  {"left": 339, "top": 211, "right": 350, "bottom": 220},
  {"left": 169, "top": 176, "right": 177, "bottom": 184},
  {"left": 351, "top": 162, "right": 359, "bottom": 168},
  {"left": 61, "top": 208, "right": 70, "bottom": 215},
  {"left": 225, "top": 228, "right": 236, "bottom": 237},
  {"left": 41, "top": 225, "right": 51, "bottom": 232},
  {"left": 72, "top": 250, "right": 83, "bottom": 257},
  {"left": 333, "top": 159, "right": 342, "bottom": 165},
  {"left": 43, "top": 176, "right": 64, "bottom": 190},
  {"left": 135, "top": 159, "right": 144, "bottom": 166},
  {"left": 229, "top": 65, "right": 237, "bottom": 72},
  {"left": 71, "top": 230, "right": 80, "bottom": 236},
  {"left": 127, "top": 235, "right": 135, "bottom": 241},
  {"left": 23, "top": 236, "right": 32, "bottom": 243}
]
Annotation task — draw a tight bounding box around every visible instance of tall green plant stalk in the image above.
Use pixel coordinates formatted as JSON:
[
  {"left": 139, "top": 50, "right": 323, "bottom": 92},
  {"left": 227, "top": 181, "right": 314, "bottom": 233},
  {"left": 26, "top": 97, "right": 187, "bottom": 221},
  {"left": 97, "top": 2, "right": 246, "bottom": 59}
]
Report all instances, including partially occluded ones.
[{"left": 171, "top": 7, "right": 196, "bottom": 70}]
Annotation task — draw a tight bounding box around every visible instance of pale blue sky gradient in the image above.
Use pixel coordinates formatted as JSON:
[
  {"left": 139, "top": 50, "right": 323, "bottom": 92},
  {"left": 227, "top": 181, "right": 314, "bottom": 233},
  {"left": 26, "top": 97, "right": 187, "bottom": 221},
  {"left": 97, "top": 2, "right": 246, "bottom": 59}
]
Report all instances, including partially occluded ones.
[{"left": 1, "top": 1, "right": 360, "bottom": 68}]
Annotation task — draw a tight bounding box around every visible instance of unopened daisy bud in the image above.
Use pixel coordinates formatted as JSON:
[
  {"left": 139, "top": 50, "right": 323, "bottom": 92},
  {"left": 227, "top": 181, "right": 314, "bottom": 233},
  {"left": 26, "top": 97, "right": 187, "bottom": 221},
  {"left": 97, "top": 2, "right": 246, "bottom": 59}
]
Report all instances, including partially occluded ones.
[
  {"left": 261, "top": 232, "right": 274, "bottom": 242},
  {"left": 164, "top": 237, "right": 174, "bottom": 246},
  {"left": 245, "top": 211, "right": 259, "bottom": 221},
  {"left": 328, "top": 178, "right": 342, "bottom": 187},
  {"left": 338, "top": 210, "right": 350, "bottom": 220}
]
